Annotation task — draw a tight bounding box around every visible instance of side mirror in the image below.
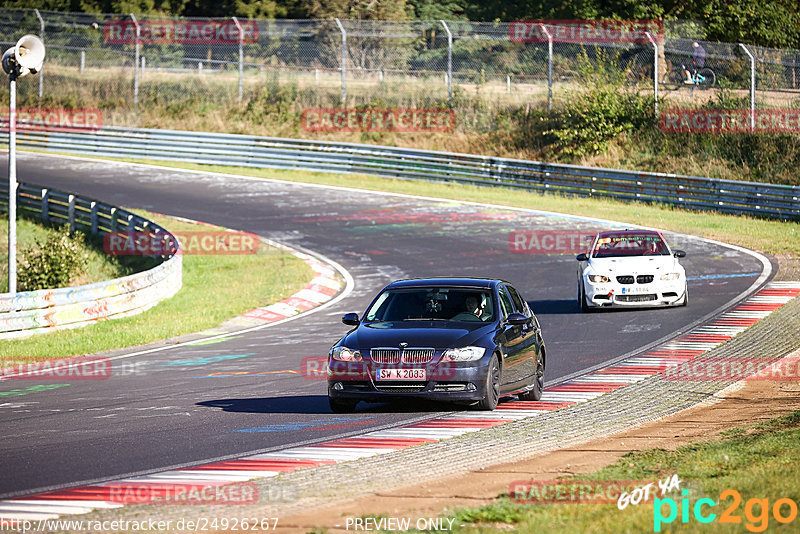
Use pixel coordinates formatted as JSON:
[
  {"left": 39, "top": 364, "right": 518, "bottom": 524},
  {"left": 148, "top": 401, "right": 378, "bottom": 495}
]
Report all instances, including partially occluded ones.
[
  {"left": 341, "top": 313, "right": 360, "bottom": 326},
  {"left": 576, "top": 253, "right": 588, "bottom": 261},
  {"left": 506, "top": 312, "right": 529, "bottom": 326},
  {"left": 674, "top": 250, "right": 686, "bottom": 258}
]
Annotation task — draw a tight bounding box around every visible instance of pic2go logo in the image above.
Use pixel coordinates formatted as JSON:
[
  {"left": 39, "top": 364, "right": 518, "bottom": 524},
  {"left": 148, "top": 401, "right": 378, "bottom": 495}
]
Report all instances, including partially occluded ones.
[{"left": 654, "top": 489, "right": 799, "bottom": 532}]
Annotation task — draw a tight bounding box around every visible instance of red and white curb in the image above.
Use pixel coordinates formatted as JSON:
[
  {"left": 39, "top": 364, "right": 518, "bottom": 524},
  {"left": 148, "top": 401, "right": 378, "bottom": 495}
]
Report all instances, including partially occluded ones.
[
  {"left": 2, "top": 281, "right": 798, "bottom": 521},
  {"left": 154, "top": 215, "right": 345, "bottom": 329},
  {"left": 222, "top": 237, "right": 344, "bottom": 328}
]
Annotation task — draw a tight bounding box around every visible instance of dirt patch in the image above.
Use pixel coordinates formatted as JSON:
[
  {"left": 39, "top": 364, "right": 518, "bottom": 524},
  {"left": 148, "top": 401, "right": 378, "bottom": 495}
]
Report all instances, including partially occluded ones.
[{"left": 278, "top": 363, "right": 800, "bottom": 533}]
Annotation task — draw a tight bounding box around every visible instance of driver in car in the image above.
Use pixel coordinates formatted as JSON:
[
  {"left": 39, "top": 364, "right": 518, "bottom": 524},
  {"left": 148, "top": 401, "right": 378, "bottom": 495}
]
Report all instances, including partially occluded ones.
[{"left": 452, "top": 295, "right": 484, "bottom": 321}]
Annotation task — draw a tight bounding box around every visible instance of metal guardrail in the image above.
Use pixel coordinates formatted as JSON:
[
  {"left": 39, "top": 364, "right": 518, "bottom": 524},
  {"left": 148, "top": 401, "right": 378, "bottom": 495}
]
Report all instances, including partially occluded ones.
[
  {"left": 0, "top": 181, "right": 182, "bottom": 339},
  {"left": 11, "top": 124, "right": 800, "bottom": 220}
]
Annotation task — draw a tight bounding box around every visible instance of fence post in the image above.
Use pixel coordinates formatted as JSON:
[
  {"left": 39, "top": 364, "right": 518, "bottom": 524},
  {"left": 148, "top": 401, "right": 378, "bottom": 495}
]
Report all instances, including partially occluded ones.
[
  {"left": 334, "top": 18, "right": 346, "bottom": 103},
  {"left": 34, "top": 9, "right": 44, "bottom": 98},
  {"left": 739, "top": 44, "right": 756, "bottom": 132},
  {"left": 141, "top": 56, "right": 146, "bottom": 78},
  {"left": 80, "top": 49, "right": 85, "bottom": 73},
  {"left": 232, "top": 17, "right": 244, "bottom": 104},
  {"left": 646, "top": 32, "right": 658, "bottom": 119},
  {"left": 68, "top": 194, "right": 76, "bottom": 233},
  {"left": 90, "top": 202, "right": 98, "bottom": 234},
  {"left": 130, "top": 13, "right": 140, "bottom": 105},
  {"left": 440, "top": 20, "right": 453, "bottom": 99},
  {"left": 41, "top": 189, "right": 49, "bottom": 225},
  {"left": 539, "top": 23, "right": 553, "bottom": 111}
]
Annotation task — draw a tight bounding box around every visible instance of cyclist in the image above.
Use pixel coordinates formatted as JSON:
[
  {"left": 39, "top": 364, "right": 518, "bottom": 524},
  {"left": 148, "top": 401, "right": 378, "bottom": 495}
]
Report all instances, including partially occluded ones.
[{"left": 684, "top": 41, "right": 706, "bottom": 84}]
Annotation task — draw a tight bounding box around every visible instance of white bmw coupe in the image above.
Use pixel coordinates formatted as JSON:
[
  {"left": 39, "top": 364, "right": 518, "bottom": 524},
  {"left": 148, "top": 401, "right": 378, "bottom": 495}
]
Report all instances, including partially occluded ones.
[{"left": 576, "top": 230, "right": 688, "bottom": 311}]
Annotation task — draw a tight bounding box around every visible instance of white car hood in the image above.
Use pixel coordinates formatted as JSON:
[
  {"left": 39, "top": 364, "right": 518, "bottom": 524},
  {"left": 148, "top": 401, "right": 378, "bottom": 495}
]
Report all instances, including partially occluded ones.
[{"left": 588, "top": 255, "right": 681, "bottom": 274}]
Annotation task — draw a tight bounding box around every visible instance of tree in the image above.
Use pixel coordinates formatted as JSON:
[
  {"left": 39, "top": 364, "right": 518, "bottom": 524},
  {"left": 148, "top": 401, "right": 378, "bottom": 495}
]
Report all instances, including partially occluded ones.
[{"left": 300, "top": 0, "right": 410, "bottom": 20}]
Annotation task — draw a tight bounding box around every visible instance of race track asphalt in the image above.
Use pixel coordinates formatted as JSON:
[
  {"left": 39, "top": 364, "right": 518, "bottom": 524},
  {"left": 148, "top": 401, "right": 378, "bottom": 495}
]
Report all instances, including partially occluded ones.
[{"left": 0, "top": 154, "right": 770, "bottom": 497}]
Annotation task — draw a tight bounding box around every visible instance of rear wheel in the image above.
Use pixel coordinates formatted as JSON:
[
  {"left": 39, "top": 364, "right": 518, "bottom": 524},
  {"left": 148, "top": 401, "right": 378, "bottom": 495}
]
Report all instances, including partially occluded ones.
[
  {"left": 475, "top": 354, "right": 501, "bottom": 410},
  {"left": 697, "top": 68, "right": 715, "bottom": 89},
  {"left": 329, "top": 397, "right": 357, "bottom": 413}
]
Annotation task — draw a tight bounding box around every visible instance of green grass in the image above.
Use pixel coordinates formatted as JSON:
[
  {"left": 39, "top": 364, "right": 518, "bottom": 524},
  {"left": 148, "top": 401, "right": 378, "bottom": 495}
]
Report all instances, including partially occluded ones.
[
  {"left": 0, "top": 216, "right": 129, "bottom": 293},
  {"left": 394, "top": 412, "right": 800, "bottom": 533},
  {"left": 0, "top": 212, "right": 312, "bottom": 361}
]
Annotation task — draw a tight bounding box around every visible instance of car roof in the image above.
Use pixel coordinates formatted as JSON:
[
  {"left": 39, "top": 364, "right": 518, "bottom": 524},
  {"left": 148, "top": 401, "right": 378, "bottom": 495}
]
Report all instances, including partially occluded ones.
[
  {"left": 384, "top": 278, "right": 502, "bottom": 290},
  {"left": 596, "top": 229, "right": 664, "bottom": 239}
]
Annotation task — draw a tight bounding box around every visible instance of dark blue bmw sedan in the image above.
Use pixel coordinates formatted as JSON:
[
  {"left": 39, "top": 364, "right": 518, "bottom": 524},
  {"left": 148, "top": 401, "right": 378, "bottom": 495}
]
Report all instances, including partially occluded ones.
[{"left": 328, "top": 278, "right": 546, "bottom": 412}]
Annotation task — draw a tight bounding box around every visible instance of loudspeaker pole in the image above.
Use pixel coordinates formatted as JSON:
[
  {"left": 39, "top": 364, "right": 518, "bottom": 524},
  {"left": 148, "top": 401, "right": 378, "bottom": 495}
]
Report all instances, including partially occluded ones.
[{"left": 7, "top": 70, "right": 16, "bottom": 294}]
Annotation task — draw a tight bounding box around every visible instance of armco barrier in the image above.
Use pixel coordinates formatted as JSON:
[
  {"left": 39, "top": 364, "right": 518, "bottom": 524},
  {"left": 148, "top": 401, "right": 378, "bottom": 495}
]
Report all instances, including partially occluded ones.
[
  {"left": 11, "top": 123, "right": 800, "bottom": 220},
  {"left": 0, "top": 182, "right": 182, "bottom": 339}
]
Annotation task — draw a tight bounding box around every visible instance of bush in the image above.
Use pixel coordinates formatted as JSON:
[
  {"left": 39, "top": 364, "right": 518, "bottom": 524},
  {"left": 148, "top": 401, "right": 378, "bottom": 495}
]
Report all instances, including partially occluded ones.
[
  {"left": 18, "top": 226, "right": 89, "bottom": 292},
  {"left": 544, "top": 86, "right": 655, "bottom": 157},
  {"left": 509, "top": 49, "right": 657, "bottom": 158}
]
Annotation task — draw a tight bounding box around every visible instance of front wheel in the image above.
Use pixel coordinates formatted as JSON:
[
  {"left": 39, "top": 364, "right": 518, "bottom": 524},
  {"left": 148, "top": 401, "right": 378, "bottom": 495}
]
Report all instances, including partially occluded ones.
[
  {"left": 474, "top": 354, "right": 501, "bottom": 410},
  {"left": 519, "top": 350, "right": 544, "bottom": 401},
  {"left": 697, "top": 68, "right": 716, "bottom": 89},
  {"left": 680, "top": 286, "right": 689, "bottom": 307},
  {"left": 578, "top": 281, "right": 589, "bottom": 313}
]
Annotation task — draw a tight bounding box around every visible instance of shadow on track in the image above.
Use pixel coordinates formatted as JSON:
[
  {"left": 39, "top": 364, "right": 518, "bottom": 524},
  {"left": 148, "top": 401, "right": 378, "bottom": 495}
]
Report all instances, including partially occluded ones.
[
  {"left": 528, "top": 299, "right": 580, "bottom": 314},
  {"left": 197, "top": 395, "right": 448, "bottom": 414}
]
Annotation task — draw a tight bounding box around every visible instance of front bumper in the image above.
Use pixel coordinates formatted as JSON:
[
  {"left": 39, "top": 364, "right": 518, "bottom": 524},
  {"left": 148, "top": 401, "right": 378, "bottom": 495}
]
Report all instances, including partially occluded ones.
[
  {"left": 584, "top": 279, "right": 686, "bottom": 307},
  {"left": 327, "top": 360, "right": 489, "bottom": 403}
]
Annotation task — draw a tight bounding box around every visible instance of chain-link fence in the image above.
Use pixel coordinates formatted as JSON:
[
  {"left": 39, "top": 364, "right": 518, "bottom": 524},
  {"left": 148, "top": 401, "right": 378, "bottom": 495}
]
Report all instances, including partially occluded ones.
[{"left": 1, "top": 8, "right": 799, "bottom": 130}]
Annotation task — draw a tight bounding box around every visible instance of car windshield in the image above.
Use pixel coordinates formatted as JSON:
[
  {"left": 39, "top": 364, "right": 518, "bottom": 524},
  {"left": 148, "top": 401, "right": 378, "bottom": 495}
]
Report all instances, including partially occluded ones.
[
  {"left": 365, "top": 288, "right": 495, "bottom": 323},
  {"left": 591, "top": 233, "right": 669, "bottom": 258}
]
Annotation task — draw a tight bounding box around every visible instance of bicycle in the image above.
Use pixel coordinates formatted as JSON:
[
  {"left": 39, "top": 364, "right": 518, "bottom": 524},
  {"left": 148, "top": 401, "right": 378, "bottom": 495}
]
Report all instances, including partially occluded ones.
[{"left": 661, "top": 63, "right": 716, "bottom": 91}]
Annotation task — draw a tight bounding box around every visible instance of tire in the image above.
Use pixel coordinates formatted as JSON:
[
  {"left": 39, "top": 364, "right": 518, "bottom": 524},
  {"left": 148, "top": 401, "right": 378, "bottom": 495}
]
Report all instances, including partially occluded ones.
[
  {"left": 475, "top": 354, "right": 501, "bottom": 411},
  {"left": 578, "top": 280, "right": 589, "bottom": 313},
  {"left": 329, "top": 397, "right": 357, "bottom": 413},
  {"left": 680, "top": 285, "right": 689, "bottom": 307},
  {"left": 661, "top": 69, "right": 683, "bottom": 91},
  {"left": 519, "top": 350, "right": 544, "bottom": 401},
  {"left": 697, "top": 68, "right": 715, "bottom": 89}
]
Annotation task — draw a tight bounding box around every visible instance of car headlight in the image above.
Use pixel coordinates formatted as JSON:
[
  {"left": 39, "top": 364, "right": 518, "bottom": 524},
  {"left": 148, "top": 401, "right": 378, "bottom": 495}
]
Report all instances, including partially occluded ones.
[
  {"left": 660, "top": 273, "right": 681, "bottom": 281},
  {"left": 331, "top": 346, "right": 362, "bottom": 361},
  {"left": 588, "top": 274, "right": 610, "bottom": 283},
  {"left": 442, "top": 346, "right": 486, "bottom": 362}
]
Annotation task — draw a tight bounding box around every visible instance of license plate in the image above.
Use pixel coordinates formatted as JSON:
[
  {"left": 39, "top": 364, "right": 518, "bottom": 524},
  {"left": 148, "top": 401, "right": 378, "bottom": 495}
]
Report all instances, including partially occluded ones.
[
  {"left": 375, "top": 368, "right": 427, "bottom": 380},
  {"left": 621, "top": 286, "right": 649, "bottom": 294}
]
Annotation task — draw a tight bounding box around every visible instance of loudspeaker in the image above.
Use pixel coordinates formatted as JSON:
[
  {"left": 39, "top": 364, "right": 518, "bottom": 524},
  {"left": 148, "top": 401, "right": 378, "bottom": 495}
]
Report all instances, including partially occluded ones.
[{"left": 2, "top": 35, "right": 45, "bottom": 77}]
